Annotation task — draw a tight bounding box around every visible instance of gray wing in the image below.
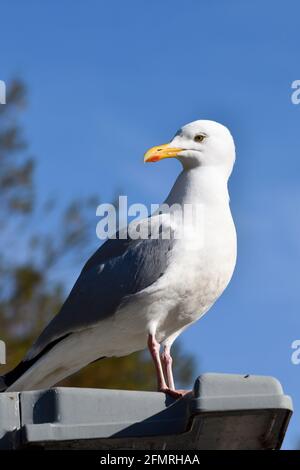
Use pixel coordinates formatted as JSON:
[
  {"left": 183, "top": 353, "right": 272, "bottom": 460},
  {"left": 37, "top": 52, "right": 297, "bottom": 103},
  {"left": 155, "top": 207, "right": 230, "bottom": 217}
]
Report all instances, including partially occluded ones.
[{"left": 26, "top": 218, "right": 175, "bottom": 360}]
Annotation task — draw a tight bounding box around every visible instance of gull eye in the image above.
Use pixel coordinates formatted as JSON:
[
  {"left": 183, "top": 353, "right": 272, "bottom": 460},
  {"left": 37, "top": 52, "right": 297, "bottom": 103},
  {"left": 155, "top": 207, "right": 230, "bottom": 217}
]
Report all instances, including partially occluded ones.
[{"left": 194, "top": 134, "right": 205, "bottom": 143}]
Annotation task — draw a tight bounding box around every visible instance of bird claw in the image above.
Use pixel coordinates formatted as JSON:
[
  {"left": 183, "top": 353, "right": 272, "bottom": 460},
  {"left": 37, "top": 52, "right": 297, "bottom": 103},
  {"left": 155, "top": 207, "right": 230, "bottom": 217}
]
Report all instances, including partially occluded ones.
[{"left": 160, "top": 388, "right": 190, "bottom": 399}]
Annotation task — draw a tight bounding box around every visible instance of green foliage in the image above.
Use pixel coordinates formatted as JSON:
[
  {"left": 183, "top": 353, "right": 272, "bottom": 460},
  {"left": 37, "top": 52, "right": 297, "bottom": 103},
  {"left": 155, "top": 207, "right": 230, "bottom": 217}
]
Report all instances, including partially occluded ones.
[
  {"left": 0, "top": 80, "right": 196, "bottom": 391},
  {"left": 0, "top": 80, "right": 34, "bottom": 217}
]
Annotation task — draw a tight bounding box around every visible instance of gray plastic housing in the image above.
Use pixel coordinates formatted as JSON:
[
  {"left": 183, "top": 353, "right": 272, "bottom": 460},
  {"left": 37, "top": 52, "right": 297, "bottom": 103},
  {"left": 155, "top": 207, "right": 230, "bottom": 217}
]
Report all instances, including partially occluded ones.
[{"left": 0, "top": 373, "right": 293, "bottom": 450}]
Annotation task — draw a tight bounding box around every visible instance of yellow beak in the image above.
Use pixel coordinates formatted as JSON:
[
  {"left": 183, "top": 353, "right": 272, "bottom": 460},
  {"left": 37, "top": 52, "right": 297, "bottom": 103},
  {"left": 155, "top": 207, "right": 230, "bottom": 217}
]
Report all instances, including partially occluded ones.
[{"left": 144, "top": 143, "right": 183, "bottom": 163}]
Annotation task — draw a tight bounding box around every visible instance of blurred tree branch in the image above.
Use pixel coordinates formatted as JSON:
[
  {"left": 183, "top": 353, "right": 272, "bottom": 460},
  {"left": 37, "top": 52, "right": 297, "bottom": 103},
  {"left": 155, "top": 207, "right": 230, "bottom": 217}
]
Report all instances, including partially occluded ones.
[{"left": 0, "top": 79, "right": 196, "bottom": 391}]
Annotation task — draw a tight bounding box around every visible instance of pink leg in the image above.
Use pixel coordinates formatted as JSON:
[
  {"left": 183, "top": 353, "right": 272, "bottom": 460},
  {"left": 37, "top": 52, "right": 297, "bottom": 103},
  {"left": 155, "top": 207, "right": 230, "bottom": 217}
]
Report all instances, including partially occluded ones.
[
  {"left": 161, "top": 345, "right": 175, "bottom": 390},
  {"left": 161, "top": 342, "right": 191, "bottom": 398},
  {"left": 147, "top": 334, "right": 189, "bottom": 399},
  {"left": 147, "top": 333, "right": 167, "bottom": 391}
]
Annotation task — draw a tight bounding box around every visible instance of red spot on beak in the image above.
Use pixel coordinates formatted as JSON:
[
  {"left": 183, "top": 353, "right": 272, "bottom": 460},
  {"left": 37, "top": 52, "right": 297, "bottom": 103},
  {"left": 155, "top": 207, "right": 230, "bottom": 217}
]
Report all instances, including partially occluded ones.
[{"left": 148, "top": 156, "right": 160, "bottom": 162}]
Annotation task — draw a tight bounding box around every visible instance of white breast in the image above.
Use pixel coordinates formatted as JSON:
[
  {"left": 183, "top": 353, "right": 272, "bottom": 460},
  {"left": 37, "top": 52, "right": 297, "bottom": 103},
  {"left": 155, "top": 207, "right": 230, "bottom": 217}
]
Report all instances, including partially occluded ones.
[
  {"left": 152, "top": 201, "right": 236, "bottom": 335},
  {"left": 112, "top": 166, "right": 237, "bottom": 350}
]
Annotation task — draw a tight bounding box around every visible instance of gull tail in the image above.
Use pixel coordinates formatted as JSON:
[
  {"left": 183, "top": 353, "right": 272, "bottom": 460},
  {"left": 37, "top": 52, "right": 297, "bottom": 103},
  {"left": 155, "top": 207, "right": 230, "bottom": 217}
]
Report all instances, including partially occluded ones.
[
  {"left": 1, "top": 334, "right": 72, "bottom": 392},
  {"left": 0, "top": 375, "right": 7, "bottom": 392},
  {"left": 3, "top": 331, "right": 107, "bottom": 392},
  {"left": 0, "top": 359, "right": 36, "bottom": 392}
]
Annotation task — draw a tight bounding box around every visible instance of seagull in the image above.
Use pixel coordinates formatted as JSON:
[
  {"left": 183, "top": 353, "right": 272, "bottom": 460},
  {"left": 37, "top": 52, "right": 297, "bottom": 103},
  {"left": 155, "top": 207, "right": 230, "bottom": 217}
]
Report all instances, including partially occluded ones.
[{"left": 0, "top": 120, "right": 237, "bottom": 398}]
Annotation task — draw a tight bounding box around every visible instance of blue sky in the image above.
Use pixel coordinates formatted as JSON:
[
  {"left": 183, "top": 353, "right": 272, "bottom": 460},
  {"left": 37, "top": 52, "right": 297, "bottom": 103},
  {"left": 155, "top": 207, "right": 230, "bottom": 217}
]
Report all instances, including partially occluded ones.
[{"left": 1, "top": 0, "right": 300, "bottom": 448}]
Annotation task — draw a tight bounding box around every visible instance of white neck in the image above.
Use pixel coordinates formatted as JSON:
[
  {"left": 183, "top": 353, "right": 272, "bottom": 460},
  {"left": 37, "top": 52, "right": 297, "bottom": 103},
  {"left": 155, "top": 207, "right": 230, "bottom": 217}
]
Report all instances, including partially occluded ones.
[{"left": 164, "top": 166, "right": 230, "bottom": 208}]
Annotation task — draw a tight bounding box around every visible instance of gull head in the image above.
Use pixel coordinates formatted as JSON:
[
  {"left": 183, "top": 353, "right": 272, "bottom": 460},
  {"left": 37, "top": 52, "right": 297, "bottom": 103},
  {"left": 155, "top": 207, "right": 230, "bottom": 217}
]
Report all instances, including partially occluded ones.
[{"left": 144, "top": 120, "right": 235, "bottom": 177}]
